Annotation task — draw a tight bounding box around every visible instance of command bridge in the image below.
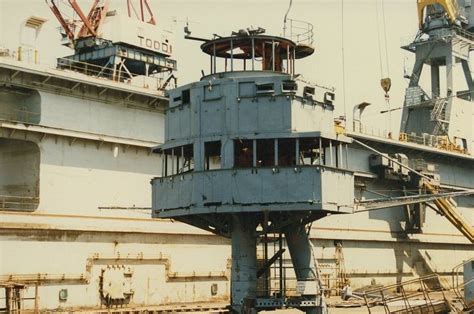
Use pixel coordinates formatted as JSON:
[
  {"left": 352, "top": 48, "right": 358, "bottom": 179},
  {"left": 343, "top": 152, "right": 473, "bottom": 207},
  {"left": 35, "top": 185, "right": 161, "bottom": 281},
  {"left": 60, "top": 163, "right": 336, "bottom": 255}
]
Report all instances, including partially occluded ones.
[{"left": 152, "top": 29, "right": 354, "bottom": 313}]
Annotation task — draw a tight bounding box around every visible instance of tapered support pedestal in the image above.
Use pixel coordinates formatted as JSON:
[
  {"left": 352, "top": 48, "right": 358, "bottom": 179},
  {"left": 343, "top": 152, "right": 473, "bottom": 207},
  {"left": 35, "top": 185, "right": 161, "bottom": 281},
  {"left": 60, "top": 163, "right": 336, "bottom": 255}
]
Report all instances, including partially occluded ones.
[
  {"left": 284, "top": 224, "right": 327, "bottom": 314},
  {"left": 230, "top": 215, "right": 258, "bottom": 313}
]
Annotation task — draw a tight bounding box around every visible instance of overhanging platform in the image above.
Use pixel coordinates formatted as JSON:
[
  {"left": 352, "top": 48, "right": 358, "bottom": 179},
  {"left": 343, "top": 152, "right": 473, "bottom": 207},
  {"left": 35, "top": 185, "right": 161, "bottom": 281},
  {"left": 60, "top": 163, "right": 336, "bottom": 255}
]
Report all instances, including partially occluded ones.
[{"left": 152, "top": 166, "right": 354, "bottom": 218}]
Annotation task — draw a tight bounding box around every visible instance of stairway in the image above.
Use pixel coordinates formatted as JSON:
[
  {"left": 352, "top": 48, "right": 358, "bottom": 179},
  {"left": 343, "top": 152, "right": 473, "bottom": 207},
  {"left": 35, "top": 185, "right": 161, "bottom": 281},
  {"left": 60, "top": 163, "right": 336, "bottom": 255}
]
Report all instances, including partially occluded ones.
[{"left": 430, "top": 98, "right": 449, "bottom": 135}]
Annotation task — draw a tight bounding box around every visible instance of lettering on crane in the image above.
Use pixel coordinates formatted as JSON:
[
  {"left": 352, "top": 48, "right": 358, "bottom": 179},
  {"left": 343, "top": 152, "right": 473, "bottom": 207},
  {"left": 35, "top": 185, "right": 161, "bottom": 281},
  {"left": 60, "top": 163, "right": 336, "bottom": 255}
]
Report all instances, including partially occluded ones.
[{"left": 138, "top": 35, "right": 171, "bottom": 54}]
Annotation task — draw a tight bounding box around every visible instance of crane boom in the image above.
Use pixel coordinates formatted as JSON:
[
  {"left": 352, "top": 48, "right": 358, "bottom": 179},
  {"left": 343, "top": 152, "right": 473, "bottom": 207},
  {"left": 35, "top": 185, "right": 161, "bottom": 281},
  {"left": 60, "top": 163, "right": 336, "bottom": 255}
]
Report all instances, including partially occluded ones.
[{"left": 45, "top": 0, "right": 75, "bottom": 41}]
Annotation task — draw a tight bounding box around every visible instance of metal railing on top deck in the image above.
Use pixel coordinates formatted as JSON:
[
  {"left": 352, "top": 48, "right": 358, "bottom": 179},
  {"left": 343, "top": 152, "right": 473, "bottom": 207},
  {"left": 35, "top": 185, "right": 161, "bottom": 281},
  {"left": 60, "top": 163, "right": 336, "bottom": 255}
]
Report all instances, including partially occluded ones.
[
  {"left": 0, "top": 195, "right": 39, "bottom": 211},
  {"left": 284, "top": 18, "right": 314, "bottom": 47},
  {"left": 56, "top": 58, "right": 172, "bottom": 90},
  {"left": 0, "top": 49, "right": 176, "bottom": 92},
  {"left": 351, "top": 122, "right": 469, "bottom": 155},
  {"left": 0, "top": 109, "right": 40, "bottom": 124}
]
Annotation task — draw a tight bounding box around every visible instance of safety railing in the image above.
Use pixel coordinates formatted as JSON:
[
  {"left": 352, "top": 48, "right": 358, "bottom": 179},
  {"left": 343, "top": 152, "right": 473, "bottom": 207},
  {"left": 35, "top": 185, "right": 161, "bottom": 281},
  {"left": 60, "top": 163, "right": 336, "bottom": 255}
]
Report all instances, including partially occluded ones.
[
  {"left": 362, "top": 274, "right": 452, "bottom": 314},
  {"left": 284, "top": 18, "right": 314, "bottom": 47},
  {"left": 452, "top": 258, "right": 474, "bottom": 311},
  {"left": 0, "top": 195, "right": 39, "bottom": 211},
  {"left": 351, "top": 122, "right": 469, "bottom": 155},
  {"left": 0, "top": 48, "right": 175, "bottom": 91},
  {"left": 455, "top": 26, "right": 474, "bottom": 42},
  {"left": 352, "top": 122, "right": 394, "bottom": 140},
  {"left": 399, "top": 132, "right": 467, "bottom": 154},
  {"left": 0, "top": 109, "right": 40, "bottom": 124}
]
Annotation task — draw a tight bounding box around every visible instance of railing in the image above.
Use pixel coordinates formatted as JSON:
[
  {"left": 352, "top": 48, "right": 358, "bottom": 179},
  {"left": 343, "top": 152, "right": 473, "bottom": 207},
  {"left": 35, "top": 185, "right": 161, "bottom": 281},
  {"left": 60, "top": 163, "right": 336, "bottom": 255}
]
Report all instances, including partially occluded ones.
[
  {"left": 351, "top": 122, "right": 469, "bottom": 155},
  {"left": 0, "top": 48, "right": 176, "bottom": 91},
  {"left": 0, "top": 195, "right": 39, "bottom": 211},
  {"left": 0, "top": 109, "right": 40, "bottom": 124},
  {"left": 352, "top": 122, "right": 394, "bottom": 140},
  {"left": 455, "top": 26, "right": 474, "bottom": 42},
  {"left": 56, "top": 58, "right": 170, "bottom": 89},
  {"left": 362, "top": 274, "right": 452, "bottom": 314},
  {"left": 284, "top": 19, "right": 314, "bottom": 47},
  {"left": 399, "top": 132, "right": 467, "bottom": 154},
  {"left": 452, "top": 258, "right": 474, "bottom": 311}
]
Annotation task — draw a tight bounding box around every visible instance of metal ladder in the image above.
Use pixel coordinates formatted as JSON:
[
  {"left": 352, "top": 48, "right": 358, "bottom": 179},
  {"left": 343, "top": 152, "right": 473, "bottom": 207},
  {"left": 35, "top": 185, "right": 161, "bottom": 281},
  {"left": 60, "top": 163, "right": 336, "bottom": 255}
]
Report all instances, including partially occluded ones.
[{"left": 430, "top": 98, "right": 449, "bottom": 135}]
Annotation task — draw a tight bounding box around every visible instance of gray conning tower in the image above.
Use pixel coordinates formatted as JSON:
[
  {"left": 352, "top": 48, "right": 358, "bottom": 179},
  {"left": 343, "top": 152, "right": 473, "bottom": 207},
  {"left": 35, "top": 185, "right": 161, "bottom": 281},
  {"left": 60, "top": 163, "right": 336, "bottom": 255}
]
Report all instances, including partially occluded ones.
[
  {"left": 401, "top": 0, "right": 473, "bottom": 154},
  {"left": 151, "top": 28, "right": 354, "bottom": 313}
]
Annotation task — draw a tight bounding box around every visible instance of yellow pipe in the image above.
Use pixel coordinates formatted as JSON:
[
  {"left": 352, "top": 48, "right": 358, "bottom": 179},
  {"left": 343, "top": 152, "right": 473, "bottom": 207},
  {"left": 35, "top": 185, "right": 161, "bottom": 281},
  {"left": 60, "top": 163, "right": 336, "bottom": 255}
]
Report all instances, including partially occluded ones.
[
  {"left": 17, "top": 46, "right": 22, "bottom": 62},
  {"left": 425, "top": 182, "right": 473, "bottom": 243}
]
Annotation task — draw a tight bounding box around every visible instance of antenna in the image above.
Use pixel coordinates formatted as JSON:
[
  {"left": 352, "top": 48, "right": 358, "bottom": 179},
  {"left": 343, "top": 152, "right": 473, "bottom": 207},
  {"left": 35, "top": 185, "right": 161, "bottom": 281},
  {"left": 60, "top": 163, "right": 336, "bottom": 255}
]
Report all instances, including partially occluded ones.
[{"left": 283, "top": 0, "right": 293, "bottom": 37}]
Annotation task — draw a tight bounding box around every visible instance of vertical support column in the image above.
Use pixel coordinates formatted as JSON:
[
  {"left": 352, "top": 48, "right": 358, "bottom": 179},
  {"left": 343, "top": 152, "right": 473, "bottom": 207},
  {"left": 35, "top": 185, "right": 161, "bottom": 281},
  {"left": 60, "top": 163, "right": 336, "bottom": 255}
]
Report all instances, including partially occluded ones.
[
  {"left": 5, "top": 287, "right": 12, "bottom": 313},
  {"left": 318, "top": 138, "right": 323, "bottom": 165},
  {"left": 171, "top": 148, "right": 175, "bottom": 175},
  {"left": 408, "top": 59, "right": 424, "bottom": 87},
  {"left": 274, "top": 139, "right": 279, "bottom": 166},
  {"left": 338, "top": 143, "right": 343, "bottom": 168},
  {"left": 111, "top": 56, "right": 118, "bottom": 81},
  {"left": 446, "top": 53, "right": 454, "bottom": 97},
  {"left": 231, "top": 215, "right": 258, "bottom": 313},
  {"left": 222, "top": 138, "right": 234, "bottom": 169},
  {"left": 284, "top": 224, "right": 327, "bottom": 314},
  {"left": 445, "top": 52, "right": 455, "bottom": 131},
  {"left": 181, "top": 146, "right": 184, "bottom": 173},
  {"left": 194, "top": 141, "right": 204, "bottom": 171},
  {"left": 230, "top": 40, "right": 234, "bottom": 72},
  {"left": 161, "top": 151, "right": 165, "bottom": 176},
  {"left": 272, "top": 40, "right": 275, "bottom": 71},
  {"left": 251, "top": 37, "right": 255, "bottom": 71},
  {"left": 295, "top": 139, "right": 300, "bottom": 165},
  {"left": 252, "top": 140, "right": 257, "bottom": 168},
  {"left": 210, "top": 54, "right": 213, "bottom": 75},
  {"left": 329, "top": 140, "right": 334, "bottom": 167},
  {"left": 291, "top": 47, "right": 296, "bottom": 75},
  {"left": 213, "top": 43, "right": 217, "bottom": 74},
  {"left": 431, "top": 65, "right": 440, "bottom": 98},
  {"left": 461, "top": 59, "right": 474, "bottom": 100}
]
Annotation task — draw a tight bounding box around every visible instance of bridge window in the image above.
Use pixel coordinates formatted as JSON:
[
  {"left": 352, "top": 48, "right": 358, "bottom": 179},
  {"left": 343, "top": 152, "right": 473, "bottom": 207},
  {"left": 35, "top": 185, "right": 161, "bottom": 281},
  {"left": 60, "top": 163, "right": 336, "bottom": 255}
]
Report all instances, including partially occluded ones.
[
  {"left": 300, "top": 138, "right": 323, "bottom": 165},
  {"left": 281, "top": 80, "right": 297, "bottom": 94},
  {"left": 256, "top": 83, "right": 274, "bottom": 96},
  {"left": 204, "top": 141, "right": 221, "bottom": 170},
  {"left": 278, "top": 138, "right": 296, "bottom": 166},
  {"left": 232, "top": 138, "right": 342, "bottom": 169},
  {"left": 163, "top": 144, "right": 194, "bottom": 176},
  {"left": 256, "top": 139, "right": 275, "bottom": 167},
  {"left": 234, "top": 140, "right": 254, "bottom": 168},
  {"left": 181, "top": 89, "right": 190, "bottom": 104}
]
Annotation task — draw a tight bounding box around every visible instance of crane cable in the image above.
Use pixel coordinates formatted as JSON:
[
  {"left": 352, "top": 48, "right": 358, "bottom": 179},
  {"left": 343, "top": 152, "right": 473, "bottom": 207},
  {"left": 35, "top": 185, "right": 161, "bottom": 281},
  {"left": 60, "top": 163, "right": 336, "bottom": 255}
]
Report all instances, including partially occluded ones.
[
  {"left": 376, "top": 0, "right": 392, "bottom": 136},
  {"left": 341, "top": 0, "right": 347, "bottom": 120},
  {"left": 283, "top": 0, "right": 293, "bottom": 37}
]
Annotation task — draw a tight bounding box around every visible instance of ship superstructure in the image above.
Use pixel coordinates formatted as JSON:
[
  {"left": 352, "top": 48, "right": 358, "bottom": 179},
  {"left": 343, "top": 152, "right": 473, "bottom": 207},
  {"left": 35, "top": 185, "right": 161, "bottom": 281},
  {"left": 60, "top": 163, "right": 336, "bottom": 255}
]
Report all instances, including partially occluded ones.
[
  {"left": 152, "top": 28, "right": 350, "bottom": 313},
  {"left": 152, "top": 2, "right": 473, "bottom": 313}
]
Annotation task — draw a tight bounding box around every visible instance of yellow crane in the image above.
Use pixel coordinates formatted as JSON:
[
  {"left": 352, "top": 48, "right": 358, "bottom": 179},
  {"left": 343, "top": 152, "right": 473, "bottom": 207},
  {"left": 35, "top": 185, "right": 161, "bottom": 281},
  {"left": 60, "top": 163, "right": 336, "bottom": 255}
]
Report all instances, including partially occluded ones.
[
  {"left": 417, "top": 0, "right": 460, "bottom": 29},
  {"left": 423, "top": 181, "right": 474, "bottom": 243}
]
